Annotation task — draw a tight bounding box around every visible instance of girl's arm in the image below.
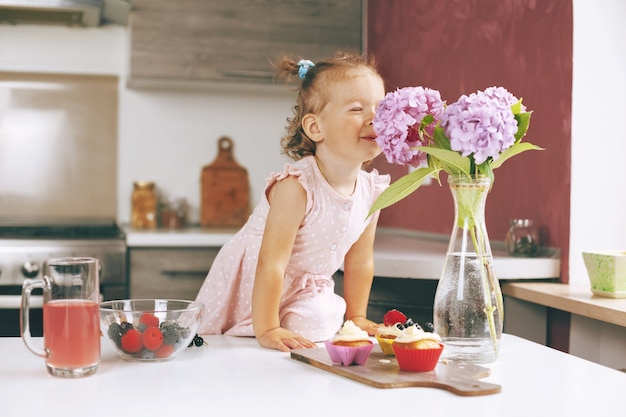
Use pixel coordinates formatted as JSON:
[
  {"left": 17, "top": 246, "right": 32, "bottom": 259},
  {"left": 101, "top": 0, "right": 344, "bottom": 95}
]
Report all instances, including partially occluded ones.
[
  {"left": 342, "top": 214, "right": 380, "bottom": 336},
  {"left": 252, "top": 176, "right": 317, "bottom": 352}
]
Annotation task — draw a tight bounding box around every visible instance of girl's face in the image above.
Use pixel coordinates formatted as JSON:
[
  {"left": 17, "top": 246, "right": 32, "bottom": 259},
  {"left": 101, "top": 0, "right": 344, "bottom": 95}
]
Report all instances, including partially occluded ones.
[{"left": 314, "top": 70, "right": 385, "bottom": 165}]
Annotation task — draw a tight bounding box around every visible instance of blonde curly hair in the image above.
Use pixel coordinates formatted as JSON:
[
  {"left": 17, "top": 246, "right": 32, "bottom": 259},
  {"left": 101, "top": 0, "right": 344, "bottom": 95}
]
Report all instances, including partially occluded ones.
[{"left": 275, "top": 51, "right": 381, "bottom": 160}]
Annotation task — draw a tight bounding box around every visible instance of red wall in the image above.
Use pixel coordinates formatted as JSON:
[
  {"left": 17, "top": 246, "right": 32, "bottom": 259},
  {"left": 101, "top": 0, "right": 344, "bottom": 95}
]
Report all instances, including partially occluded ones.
[{"left": 367, "top": 0, "right": 573, "bottom": 283}]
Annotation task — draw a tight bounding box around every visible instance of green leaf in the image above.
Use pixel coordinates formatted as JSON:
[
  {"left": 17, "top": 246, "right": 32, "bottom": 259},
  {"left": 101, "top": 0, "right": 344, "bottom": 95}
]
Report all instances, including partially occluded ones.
[
  {"left": 491, "top": 142, "right": 544, "bottom": 170},
  {"left": 514, "top": 111, "right": 532, "bottom": 142},
  {"left": 417, "top": 147, "right": 471, "bottom": 176},
  {"left": 421, "top": 114, "right": 435, "bottom": 127},
  {"left": 367, "top": 166, "right": 440, "bottom": 217},
  {"left": 433, "top": 126, "right": 451, "bottom": 150}
]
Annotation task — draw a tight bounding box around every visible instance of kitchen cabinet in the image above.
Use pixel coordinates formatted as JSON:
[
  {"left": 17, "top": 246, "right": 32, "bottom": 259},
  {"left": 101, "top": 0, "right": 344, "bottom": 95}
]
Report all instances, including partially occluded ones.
[
  {"left": 128, "top": 0, "right": 363, "bottom": 87},
  {"left": 129, "top": 247, "right": 218, "bottom": 300}
]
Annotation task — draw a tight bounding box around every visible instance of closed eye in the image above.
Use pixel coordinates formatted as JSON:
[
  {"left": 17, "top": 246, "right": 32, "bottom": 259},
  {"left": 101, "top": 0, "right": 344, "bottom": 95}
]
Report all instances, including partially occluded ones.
[{"left": 350, "top": 107, "right": 364, "bottom": 112}]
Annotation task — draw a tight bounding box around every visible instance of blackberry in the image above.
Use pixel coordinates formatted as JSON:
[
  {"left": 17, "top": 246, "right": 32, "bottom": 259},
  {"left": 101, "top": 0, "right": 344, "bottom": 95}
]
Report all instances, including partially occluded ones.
[
  {"left": 162, "top": 327, "right": 181, "bottom": 345},
  {"left": 120, "top": 321, "right": 134, "bottom": 334},
  {"left": 107, "top": 323, "right": 123, "bottom": 348},
  {"left": 136, "top": 323, "right": 147, "bottom": 333},
  {"left": 422, "top": 322, "right": 435, "bottom": 333},
  {"left": 160, "top": 321, "right": 189, "bottom": 346},
  {"left": 395, "top": 323, "right": 405, "bottom": 330},
  {"left": 405, "top": 318, "right": 414, "bottom": 327}
]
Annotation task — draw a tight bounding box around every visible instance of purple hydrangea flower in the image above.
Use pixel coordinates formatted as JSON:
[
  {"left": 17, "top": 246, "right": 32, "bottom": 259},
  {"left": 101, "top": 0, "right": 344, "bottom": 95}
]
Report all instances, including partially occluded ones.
[
  {"left": 483, "top": 86, "right": 526, "bottom": 112},
  {"left": 373, "top": 87, "right": 445, "bottom": 167},
  {"left": 441, "top": 88, "right": 520, "bottom": 165}
]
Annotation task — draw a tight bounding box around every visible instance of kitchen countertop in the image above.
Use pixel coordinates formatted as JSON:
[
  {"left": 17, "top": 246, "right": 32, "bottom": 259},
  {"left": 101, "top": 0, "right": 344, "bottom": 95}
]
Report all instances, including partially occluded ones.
[
  {"left": 125, "top": 226, "right": 560, "bottom": 280},
  {"left": 502, "top": 282, "right": 626, "bottom": 328},
  {"left": 1, "top": 334, "right": 623, "bottom": 417}
]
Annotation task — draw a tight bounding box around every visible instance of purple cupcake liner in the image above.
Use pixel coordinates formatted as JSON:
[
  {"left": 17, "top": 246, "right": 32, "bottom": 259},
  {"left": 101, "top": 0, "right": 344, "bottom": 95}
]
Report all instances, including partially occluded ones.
[{"left": 324, "top": 340, "right": 374, "bottom": 366}]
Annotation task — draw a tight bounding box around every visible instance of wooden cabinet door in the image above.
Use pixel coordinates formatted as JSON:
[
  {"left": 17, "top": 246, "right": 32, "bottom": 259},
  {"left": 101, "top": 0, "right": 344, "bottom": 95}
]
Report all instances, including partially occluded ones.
[
  {"left": 129, "top": 0, "right": 363, "bottom": 85},
  {"left": 130, "top": 247, "right": 219, "bottom": 300}
]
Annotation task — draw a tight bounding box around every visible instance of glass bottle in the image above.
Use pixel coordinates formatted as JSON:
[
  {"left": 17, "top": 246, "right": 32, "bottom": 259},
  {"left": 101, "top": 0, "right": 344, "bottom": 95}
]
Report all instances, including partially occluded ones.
[
  {"left": 433, "top": 175, "right": 503, "bottom": 364},
  {"left": 505, "top": 219, "right": 540, "bottom": 257},
  {"left": 131, "top": 181, "right": 157, "bottom": 229}
]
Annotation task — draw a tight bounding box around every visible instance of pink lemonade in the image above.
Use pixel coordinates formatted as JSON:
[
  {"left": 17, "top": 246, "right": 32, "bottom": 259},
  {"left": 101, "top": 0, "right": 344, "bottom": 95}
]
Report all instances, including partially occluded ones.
[{"left": 43, "top": 299, "right": 100, "bottom": 369}]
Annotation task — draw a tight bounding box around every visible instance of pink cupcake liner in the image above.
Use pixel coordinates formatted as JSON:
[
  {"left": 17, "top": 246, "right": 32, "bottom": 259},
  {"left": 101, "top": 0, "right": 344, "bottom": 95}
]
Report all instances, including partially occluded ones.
[
  {"left": 392, "top": 343, "right": 444, "bottom": 372},
  {"left": 324, "top": 340, "right": 374, "bottom": 366}
]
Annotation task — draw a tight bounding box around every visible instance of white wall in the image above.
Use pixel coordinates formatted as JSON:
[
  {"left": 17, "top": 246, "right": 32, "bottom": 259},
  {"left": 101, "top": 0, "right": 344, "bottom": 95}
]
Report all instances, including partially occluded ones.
[
  {"left": 570, "top": 0, "right": 626, "bottom": 285},
  {"left": 1, "top": 0, "right": 626, "bottom": 284},
  {"left": 0, "top": 24, "right": 294, "bottom": 225}
]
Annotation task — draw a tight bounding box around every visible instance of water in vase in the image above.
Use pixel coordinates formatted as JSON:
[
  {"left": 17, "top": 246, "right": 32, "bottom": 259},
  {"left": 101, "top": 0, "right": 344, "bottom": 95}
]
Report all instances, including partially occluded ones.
[{"left": 434, "top": 252, "right": 502, "bottom": 364}]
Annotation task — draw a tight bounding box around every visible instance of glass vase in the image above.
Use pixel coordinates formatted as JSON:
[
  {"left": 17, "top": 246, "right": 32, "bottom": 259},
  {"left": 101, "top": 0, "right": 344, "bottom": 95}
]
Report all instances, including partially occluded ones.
[{"left": 433, "top": 175, "right": 503, "bottom": 364}]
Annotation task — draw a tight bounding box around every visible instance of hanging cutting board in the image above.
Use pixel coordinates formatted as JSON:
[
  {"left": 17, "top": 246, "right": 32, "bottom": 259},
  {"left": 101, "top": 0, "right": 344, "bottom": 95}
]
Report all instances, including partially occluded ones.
[
  {"left": 291, "top": 346, "right": 501, "bottom": 396},
  {"left": 201, "top": 136, "right": 250, "bottom": 227}
]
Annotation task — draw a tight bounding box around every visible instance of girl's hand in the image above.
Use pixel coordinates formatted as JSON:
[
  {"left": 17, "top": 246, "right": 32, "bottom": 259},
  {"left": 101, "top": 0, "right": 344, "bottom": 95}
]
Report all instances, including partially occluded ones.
[
  {"left": 257, "top": 327, "right": 317, "bottom": 352},
  {"left": 349, "top": 316, "right": 380, "bottom": 336}
]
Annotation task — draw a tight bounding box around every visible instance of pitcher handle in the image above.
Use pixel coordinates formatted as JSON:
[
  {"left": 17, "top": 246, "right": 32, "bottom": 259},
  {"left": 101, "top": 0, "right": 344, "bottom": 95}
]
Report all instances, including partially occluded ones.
[{"left": 21, "top": 279, "right": 47, "bottom": 358}]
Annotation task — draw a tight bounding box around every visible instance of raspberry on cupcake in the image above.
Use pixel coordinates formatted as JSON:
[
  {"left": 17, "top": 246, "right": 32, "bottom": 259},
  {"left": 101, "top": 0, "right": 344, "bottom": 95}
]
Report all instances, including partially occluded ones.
[{"left": 375, "top": 309, "right": 408, "bottom": 355}]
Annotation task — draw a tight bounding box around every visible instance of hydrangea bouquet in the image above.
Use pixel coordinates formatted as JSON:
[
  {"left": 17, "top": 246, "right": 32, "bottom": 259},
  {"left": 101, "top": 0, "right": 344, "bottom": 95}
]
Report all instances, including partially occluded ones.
[
  {"left": 369, "top": 86, "right": 541, "bottom": 215},
  {"left": 369, "top": 86, "right": 541, "bottom": 362}
]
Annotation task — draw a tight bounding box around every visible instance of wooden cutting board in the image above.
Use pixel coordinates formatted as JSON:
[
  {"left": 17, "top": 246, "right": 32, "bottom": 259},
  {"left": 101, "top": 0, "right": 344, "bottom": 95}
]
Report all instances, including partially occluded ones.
[
  {"left": 291, "top": 346, "right": 501, "bottom": 396},
  {"left": 201, "top": 136, "right": 250, "bottom": 227}
]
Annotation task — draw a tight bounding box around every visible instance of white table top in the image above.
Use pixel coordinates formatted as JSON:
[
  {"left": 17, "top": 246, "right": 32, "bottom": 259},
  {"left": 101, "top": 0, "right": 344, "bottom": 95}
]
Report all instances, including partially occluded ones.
[{"left": 0, "top": 334, "right": 623, "bottom": 417}]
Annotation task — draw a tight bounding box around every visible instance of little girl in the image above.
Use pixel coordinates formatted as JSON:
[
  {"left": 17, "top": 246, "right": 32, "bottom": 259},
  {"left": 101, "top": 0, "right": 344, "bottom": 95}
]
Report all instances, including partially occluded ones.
[{"left": 195, "top": 51, "right": 390, "bottom": 352}]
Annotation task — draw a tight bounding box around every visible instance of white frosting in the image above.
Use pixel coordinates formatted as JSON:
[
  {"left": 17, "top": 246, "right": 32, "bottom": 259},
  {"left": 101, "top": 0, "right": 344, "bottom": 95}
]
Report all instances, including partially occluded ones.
[
  {"left": 395, "top": 325, "right": 442, "bottom": 344},
  {"left": 376, "top": 324, "right": 404, "bottom": 338},
  {"left": 332, "top": 320, "right": 370, "bottom": 342}
]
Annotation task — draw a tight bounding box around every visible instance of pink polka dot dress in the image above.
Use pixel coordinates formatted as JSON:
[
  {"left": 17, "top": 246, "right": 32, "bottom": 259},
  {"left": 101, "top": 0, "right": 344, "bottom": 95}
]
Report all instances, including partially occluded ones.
[{"left": 195, "top": 156, "right": 390, "bottom": 342}]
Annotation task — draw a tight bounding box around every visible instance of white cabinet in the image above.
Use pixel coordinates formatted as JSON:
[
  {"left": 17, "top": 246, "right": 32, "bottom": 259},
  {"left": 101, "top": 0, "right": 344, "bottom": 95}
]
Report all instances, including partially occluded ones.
[
  {"left": 129, "top": 247, "right": 218, "bottom": 300},
  {"left": 128, "top": 0, "right": 363, "bottom": 87}
]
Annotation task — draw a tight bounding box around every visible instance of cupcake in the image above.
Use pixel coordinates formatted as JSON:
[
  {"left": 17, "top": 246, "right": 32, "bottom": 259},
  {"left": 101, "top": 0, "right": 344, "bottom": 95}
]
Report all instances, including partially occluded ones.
[
  {"left": 392, "top": 324, "right": 443, "bottom": 372},
  {"left": 375, "top": 309, "right": 407, "bottom": 355},
  {"left": 324, "top": 320, "right": 374, "bottom": 366}
]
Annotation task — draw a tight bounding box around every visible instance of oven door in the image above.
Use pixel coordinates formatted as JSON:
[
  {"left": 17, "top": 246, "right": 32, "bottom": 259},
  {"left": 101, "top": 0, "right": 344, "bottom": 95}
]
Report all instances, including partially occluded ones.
[{"left": 0, "top": 286, "right": 43, "bottom": 337}]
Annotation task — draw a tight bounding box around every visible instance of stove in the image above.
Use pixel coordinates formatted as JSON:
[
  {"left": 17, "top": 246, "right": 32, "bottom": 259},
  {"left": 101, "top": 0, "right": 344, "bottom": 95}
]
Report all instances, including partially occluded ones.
[{"left": 0, "top": 218, "right": 128, "bottom": 337}]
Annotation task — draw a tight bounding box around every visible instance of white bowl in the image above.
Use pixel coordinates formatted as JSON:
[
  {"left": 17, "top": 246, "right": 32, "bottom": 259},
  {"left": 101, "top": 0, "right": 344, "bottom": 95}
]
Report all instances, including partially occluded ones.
[
  {"left": 100, "top": 299, "right": 204, "bottom": 361},
  {"left": 582, "top": 251, "right": 626, "bottom": 298}
]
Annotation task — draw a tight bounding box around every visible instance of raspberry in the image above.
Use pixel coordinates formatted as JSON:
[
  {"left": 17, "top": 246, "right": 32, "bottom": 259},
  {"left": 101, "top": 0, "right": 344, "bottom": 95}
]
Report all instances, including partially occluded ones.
[
  {"left": 143, "top": 327, "right": 164, "bottom": 351},
  {"left": 121, "top": 328, "right": 143, "bottom": 353},
  {"left": 154, "top": 343, "right": 175, "bottom": 359},
  {"left": 139, "top": 313, "right": 159, "bottom": 328},
  {"left": 383, "top": 309, "right": 407, "bottom": 326}
]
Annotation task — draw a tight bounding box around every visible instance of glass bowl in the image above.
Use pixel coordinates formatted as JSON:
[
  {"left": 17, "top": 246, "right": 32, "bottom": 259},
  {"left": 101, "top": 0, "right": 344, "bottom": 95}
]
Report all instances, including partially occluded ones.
[{"left": 100, "top": 299, "right": 204, "bottom": 361}]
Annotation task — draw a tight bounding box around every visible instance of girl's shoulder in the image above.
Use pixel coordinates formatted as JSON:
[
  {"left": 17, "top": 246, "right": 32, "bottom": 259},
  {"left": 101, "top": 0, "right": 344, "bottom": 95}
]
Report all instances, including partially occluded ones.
[
  {"left": 264, "top": 157, "right": 318, "bottom": 212},
  {"left": 359, "top": 167, "right": 391, "bottom": 195},
  {"left": 265, "top": 156, "right": 316, "bottom": 185}
]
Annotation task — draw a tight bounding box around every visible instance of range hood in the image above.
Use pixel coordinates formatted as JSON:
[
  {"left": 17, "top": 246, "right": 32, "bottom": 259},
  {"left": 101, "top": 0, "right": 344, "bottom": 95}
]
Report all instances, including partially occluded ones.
[{"left": 0, "top": 0, "right": 103, "bottom": 27}]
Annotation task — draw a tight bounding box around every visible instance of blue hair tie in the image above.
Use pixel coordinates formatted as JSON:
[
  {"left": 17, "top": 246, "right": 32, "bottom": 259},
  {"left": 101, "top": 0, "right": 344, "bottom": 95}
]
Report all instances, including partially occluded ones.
[{"left": 297, "top": 59, "right": 315, "bottom": 79}]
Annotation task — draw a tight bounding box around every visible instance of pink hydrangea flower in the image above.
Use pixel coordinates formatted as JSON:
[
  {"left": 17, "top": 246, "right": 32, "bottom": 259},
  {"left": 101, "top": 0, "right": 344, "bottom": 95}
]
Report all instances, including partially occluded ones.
[
  {"left": 374, "top": 87, "right": 445, "bottom": 167},
  {"left": 441, "top": 87, "right": 520, "bottom": 165}
]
